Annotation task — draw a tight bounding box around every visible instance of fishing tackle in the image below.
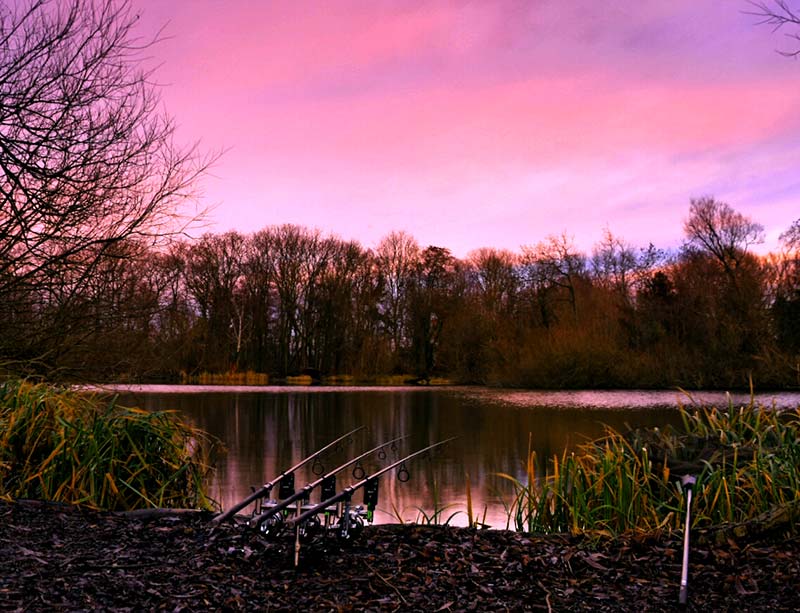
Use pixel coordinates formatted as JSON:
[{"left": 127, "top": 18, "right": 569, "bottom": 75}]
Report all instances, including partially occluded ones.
[
  {"left": 212, "top": 426, "right": 365, "bottom": 524},
  {"left": 247, "top": 434, "right": 409, "bottom": 534},
  {"left": 285, "top": 437, "right": 458, "bottom": 565},
  {"left": 397, "top": 461, "right": 410, "bottom": 482}
]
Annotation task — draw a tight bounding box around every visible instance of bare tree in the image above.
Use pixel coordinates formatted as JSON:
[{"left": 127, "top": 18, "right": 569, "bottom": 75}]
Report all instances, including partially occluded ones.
[
  {"left": 521, "top": 233, "right": 586, "bottom": 320},
  {"left": 407, "top": 246, "right": 460, "bottom": 376},
  {"left": 467, "top": 247, "right": 518, "bottom": 316},
  {"left": 254, "top": 225, "right": 338, "bottom": 375},
  {"left": 683, "top": 197, "right": 764, "bottom": 277},
  {"left": 0, "top": 0, "right": 211, "bottom": 373},
  {"left": 0, "top": 0, "right": 210, "bottom": 308},
  {"left": 591, "top": 228, "right": 662, "bottom": 305},
  {"left": 780, "top": 218, "right": 800, "bottom": 252},
  {"left": 375, "top": 231, "right": 419, "bottom": 354},
  {"left": 182, "top": 232, "right": 247, "bottom": 372},
  {"left": 682, "top": 198, "right": 769, "bottom": 364},
  {"left": 749, "top": 1, "right": 800, "bottom": 57}
]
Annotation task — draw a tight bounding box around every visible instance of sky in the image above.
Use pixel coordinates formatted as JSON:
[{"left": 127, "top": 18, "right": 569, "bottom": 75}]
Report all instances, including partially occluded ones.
[{"left": 131, "top": 0, "right": 800, "bottom": 257}]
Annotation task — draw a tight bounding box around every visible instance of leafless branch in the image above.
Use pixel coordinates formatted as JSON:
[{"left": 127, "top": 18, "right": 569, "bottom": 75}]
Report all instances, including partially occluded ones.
[{"left": 747, "top": 0, "right": 800, "bottom": 57}]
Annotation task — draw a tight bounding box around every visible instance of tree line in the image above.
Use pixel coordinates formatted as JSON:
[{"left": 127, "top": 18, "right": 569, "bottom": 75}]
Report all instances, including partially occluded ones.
[{"left": 4, "top": 196, "right": 799, "bottom": 389}]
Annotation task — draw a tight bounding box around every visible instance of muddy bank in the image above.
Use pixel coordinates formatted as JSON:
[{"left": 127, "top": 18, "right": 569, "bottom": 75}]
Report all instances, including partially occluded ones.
[{"left": 1, "top": 500, "right": 798, "bottom": 611}]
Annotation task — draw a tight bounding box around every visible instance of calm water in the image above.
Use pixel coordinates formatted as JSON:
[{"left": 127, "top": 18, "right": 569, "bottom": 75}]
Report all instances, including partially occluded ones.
[{"left": 108, "top": 385, "right": 800, "bottom": 528}]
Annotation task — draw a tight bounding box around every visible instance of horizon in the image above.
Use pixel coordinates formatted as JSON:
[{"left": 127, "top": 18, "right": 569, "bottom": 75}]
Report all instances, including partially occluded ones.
[{"left": 132, "top": 1, "right": 800, "bottom": 257}]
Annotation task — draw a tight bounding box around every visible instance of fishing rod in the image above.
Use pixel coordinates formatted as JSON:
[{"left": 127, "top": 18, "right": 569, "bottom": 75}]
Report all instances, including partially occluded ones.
[
  {"left": 212, "top": 425, "right": 365, "bottom": 524},
  {"left": 248, "top": 433, "right": 410, "bottom": 531},
  {"left": 288, "top": 436, "right": 458, "bottom": 528}
]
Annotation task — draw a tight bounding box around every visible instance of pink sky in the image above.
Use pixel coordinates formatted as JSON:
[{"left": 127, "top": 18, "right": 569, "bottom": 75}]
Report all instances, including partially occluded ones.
[{"left": 132, "top": 0, "right": 800, "bottom": 256}]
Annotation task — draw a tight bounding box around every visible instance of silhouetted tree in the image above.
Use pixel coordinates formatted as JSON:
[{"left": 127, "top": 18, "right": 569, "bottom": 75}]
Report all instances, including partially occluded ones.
[
  {"left": 683, "top": 197, "right": 764, "bottom": 279},
  {"left": 658, "top": 199, "right": 769, "bottom": 384},
  {"left": 407, "top": 246, "right": 461, "bottom": 377},
  {"left": 241, "top": 231, "right": 277, "bottom": 373},
  {"left": 780, "top": 219, "right": 800, "bottom": 251},
  {"left": 591, "top": 229, "right": 661, "bottom": 305},
  {"left": 182, "top": 233, "right": 247, "bottom": 372},
  {"left": 771, "top": 220, "right": 800, "bottom": 356},
  {"left": 375, "top": 231, "right": 420, "bottom": 361},
  {"left": 0, "top": 0, "right": 210, "bottom": 375},
  {"left": 521, "top": 233, "right": 586, "bottom": 324},
  {"left": 468, "top": 248, "right": 519, "bottom": 316}
]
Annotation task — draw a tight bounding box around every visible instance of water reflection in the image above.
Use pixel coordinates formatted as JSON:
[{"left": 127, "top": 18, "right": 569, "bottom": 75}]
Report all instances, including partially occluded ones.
[{"left": 111, "top": 386, "right": 800, "bottom": 529}]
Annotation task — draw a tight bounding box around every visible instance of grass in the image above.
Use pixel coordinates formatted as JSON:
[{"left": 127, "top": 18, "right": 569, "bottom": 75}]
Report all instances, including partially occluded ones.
[
  {"left": 413, "top": 478, "right": 463, "bottom": 526},
  {"left": 0, "top": 380, "right": 220, "bottom": 511},
  {"left": 388, "top": 477, "right": 465, "bottom": 526},
  {"left": 498, "top": 397, "right": 800, "bottom": 535}
]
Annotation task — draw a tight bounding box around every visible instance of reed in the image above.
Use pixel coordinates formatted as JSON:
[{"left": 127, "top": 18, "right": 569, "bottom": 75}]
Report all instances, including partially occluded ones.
[
  {"left": 500, "top": 398, "right": 800, "bottom": 535},
  {"left": 0, "top": 380, "right": 220, "bottom": 511},
  {"left": 285, "top": 375, "right": 314, "bottom": 385},
  {"left": 496, "top": 434, "right": 574, "bottom": 533},
  {"left": 465, "top": 470, "right": 490, "bottom": 528}
]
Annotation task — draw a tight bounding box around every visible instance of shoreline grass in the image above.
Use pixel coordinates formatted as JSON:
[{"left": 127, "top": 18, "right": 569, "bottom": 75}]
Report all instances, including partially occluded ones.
[
  {"left": 0, "top": 380, "right": 220, "bottom": 511},
  {"left": 497, "top": 398, "right": 800, "bottom": 535}
]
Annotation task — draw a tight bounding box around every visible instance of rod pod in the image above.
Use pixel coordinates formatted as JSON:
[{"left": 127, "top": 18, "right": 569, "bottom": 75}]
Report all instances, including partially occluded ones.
[
  {"left": 248, "top": 433, "right": 409, "bottom": 531},
  {"left": 212, "top": 425, "right": 365, "bottom": 524},
  {"left": 289, "top": 437, "right": 458, "bottom": 527}
]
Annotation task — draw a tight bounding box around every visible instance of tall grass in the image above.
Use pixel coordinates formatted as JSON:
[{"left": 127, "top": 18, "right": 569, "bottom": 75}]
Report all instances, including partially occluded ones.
[
  {"left": 0, "top": 380, "right": 219, "bottom": 511},
  {"left": 499, "top": 399, "right": 800, "bottom": 534}
]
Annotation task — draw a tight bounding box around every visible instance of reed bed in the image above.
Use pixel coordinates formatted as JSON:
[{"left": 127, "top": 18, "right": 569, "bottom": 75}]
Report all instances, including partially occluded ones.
[
  {"left": 499, "top": 398, "right": 800, "bottom": 535},
  {"left": 0, "top": 380, "right": 219, "bottom": 511},
  {"left": 180, "top": 371, "right": 269, "bottom": 385}
]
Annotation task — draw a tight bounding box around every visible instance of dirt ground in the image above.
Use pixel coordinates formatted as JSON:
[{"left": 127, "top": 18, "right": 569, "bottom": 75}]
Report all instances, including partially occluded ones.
[{"left": 1, "top": 500, "right": 798, "bottom": 612}]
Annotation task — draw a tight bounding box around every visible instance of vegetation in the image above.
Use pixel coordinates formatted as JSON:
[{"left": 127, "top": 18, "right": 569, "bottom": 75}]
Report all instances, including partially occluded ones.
[
  {"left": 0, "top": 380, "right": 219, "bottom": 511},
  {"left": 4, "top": 198, "right": 800, "bottom": 390},
  {"left": 180, "top": 371, "right": 269, "bottom": 386},
  {"left": 498, "top": 398, "right": 800, "bottom": 534},
  {"left": 389, "top": 477, "right": 466, "bottom": 527}
]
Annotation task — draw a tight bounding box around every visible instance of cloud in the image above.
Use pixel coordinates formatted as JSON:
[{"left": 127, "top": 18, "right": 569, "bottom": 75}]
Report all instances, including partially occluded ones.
[{"left": 133, "top": 0, "right": 800, "bottom": 256}]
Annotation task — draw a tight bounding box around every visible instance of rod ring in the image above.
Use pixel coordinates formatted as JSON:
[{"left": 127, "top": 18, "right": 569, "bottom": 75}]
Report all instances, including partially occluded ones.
[{"left": 397, "top": 463, "right": 410, "bottom": 482}]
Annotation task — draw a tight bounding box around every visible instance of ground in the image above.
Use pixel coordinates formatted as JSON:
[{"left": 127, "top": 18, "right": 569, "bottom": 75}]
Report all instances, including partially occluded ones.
[{"left": 1, "top": 500, "right": 798, "bottom": 611}]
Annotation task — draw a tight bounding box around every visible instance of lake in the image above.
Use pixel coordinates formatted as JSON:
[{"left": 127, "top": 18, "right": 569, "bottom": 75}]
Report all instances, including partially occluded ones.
[{"left": 109, "top": 385, "right": 800, "bottom": 528}]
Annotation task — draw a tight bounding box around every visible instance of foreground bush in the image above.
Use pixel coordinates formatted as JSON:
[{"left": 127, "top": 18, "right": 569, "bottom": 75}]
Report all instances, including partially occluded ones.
[
  {"left": 0, "top": 380, "right": 219, "bottom": 511},
  {"left": 500, "top": 397, "right": 800, "bottom": 534}
]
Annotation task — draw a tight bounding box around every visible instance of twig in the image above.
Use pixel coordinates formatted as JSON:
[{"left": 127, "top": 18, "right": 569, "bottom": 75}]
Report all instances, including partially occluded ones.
[
  {"left": 363, "top": 560, "right": 409, "bottom": 607},
  {"left": 537, "top": 580, "right": 553, "bottom": 613}
]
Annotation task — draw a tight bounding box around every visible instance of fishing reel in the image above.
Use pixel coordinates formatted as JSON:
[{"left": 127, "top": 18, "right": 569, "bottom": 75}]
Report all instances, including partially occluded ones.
[
  {"left": 297, "top": 513, "right": 323, "bottom": 542},
  {"left": 326, "top": 475, "right": 378, "bottom": 541},
  {"left": 255, "top": 511, "right": 284, "bottom": 538},
  {"left": 334, "top": 504, "right": 367, "bottom": 542},
  {"left": 249, "top": 498, "right": 287, "bottom": 537}
]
